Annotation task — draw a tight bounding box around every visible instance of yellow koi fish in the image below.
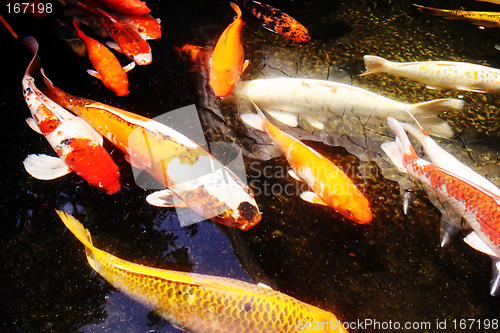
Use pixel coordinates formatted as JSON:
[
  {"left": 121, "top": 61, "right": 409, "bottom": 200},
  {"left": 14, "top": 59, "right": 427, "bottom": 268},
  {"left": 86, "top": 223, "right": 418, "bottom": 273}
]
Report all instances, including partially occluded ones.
[
  {"left": 242, "top": 102, "right": 372, "bottom": 224},
  {"left": 362, "top": 55, "right": 500, "bottom": 93},
  {"left": 56, "top": 210, "right": 348, "bottom": 333},
  {"left": 415, "top": 4, "right": 500, "bottom": 27}
]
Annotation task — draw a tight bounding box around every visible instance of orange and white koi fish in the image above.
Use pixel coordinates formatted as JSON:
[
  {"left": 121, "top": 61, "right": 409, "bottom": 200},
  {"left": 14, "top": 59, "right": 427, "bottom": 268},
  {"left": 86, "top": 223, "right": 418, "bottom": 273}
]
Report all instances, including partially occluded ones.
[
  {"left": 42, "top": 75, "right": 261, "bottom": 230},
  {"left": 243, "top": 102, "right": 372, "bottom": 224},
  {"left": 362, "top": 55, "right": 500, "bottom": 93},
  {"left": 73, "top": 18, "right": 134, "bottom": 96},
  {"left": 21, "top": 36, "right": 120, "bottom": 194},
  {"left": 210, "top": 3, "right": 249, "bottom": 97},
  {"left": 91, "top": 0, "right": 150, "bottom": 15},
  {"left": 174, "top": 44, "right": 212, "bottom": 72},
  {"left": 57, "top": 210, "right": 347, "bottom": 333},
  {"left": 80, "top": 3, "right": 152, "bottom": 65},
  {"left": 111, "top": 10, "right": 162, "bottom": 40},
  {"left": 382, "top": 117, "right": 500, "bottom": 295},
  {"left": 236, "top": 0, "right": 311, "bottom": 42}
]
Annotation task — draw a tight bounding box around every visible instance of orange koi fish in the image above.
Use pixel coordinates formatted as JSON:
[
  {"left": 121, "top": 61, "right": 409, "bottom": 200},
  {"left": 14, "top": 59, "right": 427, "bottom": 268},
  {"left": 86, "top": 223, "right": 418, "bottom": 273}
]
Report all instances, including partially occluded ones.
[
  {"left": 73, "top": 18, "right": 134, "bottom": 96},
  {"left": 174, "top": 44, "right": 212, "bottom": 72},
  {"left": 42, "top": 75, "right": 262, "bottom": 230},
  {"left": 237, "top": 0, "right": 311, "bottom": 42},
  {"left": 383, "top": 117, "right": 500, "bottom": 295},
  {"left": 57, "top": 211, "right": 347, "bottom": 333},
  {"left": 111, "top": 10, "right": 162, "bottom": 40},
  {"left": 81, "top": 4, "right": 152, "bottom": 65},
  {"left": 242, "top": 102, "right": 372, "bottom": 224},
  {"left": 21, "top": 37, "right": 120, "bottom": 194},
  {"left": 91, "top": 0, "right": 150, "bottom": 15},
  {"left": 210, "top": 3, "right": 249, "bottom": 97}
]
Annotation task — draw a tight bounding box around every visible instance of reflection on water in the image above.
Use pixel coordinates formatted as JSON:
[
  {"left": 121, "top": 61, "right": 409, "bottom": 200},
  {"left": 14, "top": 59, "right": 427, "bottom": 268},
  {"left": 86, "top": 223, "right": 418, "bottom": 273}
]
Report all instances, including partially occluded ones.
[{"left": 2, "top": 0, "right": 500, "bottom": 332}]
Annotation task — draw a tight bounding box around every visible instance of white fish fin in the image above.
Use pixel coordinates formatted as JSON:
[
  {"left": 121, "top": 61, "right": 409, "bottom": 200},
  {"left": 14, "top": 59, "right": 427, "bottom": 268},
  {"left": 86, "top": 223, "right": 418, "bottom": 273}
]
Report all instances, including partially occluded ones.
[
  {"left": 439, "top": 214, "right": 463, "bottom": 247},
  {"left": 463, "top": 231, "right": 500, "bottom": 258},
  {"left": 266, "top": 111, "right": 298, "bottom": 127},
  {"left": 123, "top": 61, "right": 136, "bottom": 73},
  {"left": 87, "top": 69, "right": 101, "bottom": 80},
  {"left": 240, "top": 113, "right": 265, "bottom": 131},
  {"left": 138, "top": 32, "right": 148, "bottom": 40},
  {"left": 242, "top": 59, "right": 249, "bottom": 73},
  {"left": 410, "top": 98, "right": 463, "bottom": 138},
  {"left": 156, "top": 18, "right": 161, "bottom": 24},
  {"left": 23, "top": 154, "right": 72, "bottom": 180},
  {"left": 146, "top": 189, "right": 188, "bottom": 208},
  {"left": 491, "top": 258, "right": 500, "bottom": 296},
  {"left": 381, "top": 141, "right": 407, "bottom": 173},
  {"left": 361, "top": 55, "right": 390, "bottom": 76},
  {"left": 257, "top": 282, "right": 273, "bottom": 289},
  {"left": 288, "top": 169, "right": 302, "bottom": 181},
  {"left": 425, "top": 85, "right": 442, "bottom": 90},
  {"left": 302, "top": 114, "right": 324, "bottom": 129},
  {"left": 262, "top": 23, "right": 277, "bottom": 33},
  {"left": 300, "top": 191, "right": 328, "bottom": 206},
  {"left": 26, "top": 117, "right": 42, "bottom": 134},
  {"left": 106, "top": 41, "right": 123, "bottom": 53}
]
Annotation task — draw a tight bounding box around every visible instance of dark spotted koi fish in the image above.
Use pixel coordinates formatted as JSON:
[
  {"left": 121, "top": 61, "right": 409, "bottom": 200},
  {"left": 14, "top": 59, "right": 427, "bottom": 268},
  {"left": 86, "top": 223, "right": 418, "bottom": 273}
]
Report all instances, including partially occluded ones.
[
  {"left": 21, "top": 36, "right": 121, "bottom": 194},
  {"left": 236, "top": 0, "right": 311, "bottom": 42},
  {"left": 383, "top": 117, "right": 500, "bottom": 295}
]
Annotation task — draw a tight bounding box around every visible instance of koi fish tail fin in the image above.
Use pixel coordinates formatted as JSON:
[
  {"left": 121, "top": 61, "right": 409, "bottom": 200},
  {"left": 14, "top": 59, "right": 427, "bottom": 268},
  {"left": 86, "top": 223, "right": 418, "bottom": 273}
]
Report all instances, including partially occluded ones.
[
  {"left": 382, "top": 117, "right": 419, "bottom": 172},
  {"left": 361, "top": 55, "right": 390, "bottom": 76},
  {"left": 21, "top": 36, "right": 41, "bottom": 76},
  {"left": 240, "top": 101, "right": 267, "bottom": 131},
  {"left": 56, "top": 210, "right": 95, "bottom": 251},
  {"left": 230, "top": 2, "right": 243, "bottom": 20},
  {"left": 409, "top": 98, "right": 463, "bottom": 138}
]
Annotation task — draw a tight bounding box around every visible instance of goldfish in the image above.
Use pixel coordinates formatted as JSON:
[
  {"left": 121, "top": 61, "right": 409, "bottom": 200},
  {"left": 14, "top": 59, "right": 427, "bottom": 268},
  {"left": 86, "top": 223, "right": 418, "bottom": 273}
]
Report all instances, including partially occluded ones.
[
  {"left": 227, "top": 78, "right": 463, "bottom": 138},
  {"left": 415, "top": 4, "right": 500, "bottom": 27},
  {"left": 382, "top": 117, "right": 500, "bottom": 295},
  {"left": 79, "top": 3, "right": 152, "bottom": 65},
  {"left": 111, "top": 10, "right": 162, "bottom": 40},
  {"left": 174, "top": 44, "right": 212, "bottom": 72},
  {"left": 236, "top": 0, "right": 311, "bottom": 42},
  {"left": 362, "top": 55, "right": 500, "bottom": 93},
  {"left": 90, "top": 0, "right": 150, "bottom": 15},
  {"left": 73, "top": 18, "right": 134, "bottom": 96},
  {"left": 21, "top": 36, "right": 121, "bottom": 194},
  {"left": 242, "top": 102, "right": 372, "bottom": 223},
  {"left": 56, "top": 210, "right": 348, "bottom": 333},
  {"left": 210, "top": 3, "right": 249, "bottom": 97},
  {"left": 42, "top": 74, "right": 261, "bottom": 230}
]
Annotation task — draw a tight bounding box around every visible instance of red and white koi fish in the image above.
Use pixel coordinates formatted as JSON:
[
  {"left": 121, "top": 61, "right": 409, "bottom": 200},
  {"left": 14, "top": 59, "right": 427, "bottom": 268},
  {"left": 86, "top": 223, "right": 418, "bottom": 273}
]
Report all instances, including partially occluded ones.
[
  {"left": 21, "top": 36, "right": 121, "bottom": 194},
  {"left": 382, "top": 117, "right": 500, "bottom": 295},
  {"left": 243, "top": 102, "right": 372, "bottom": 224},
  {"left": 362, "top": 55, "right": 500, "bottom": 93},
  {"left": 73, "top": 18, "right": 135, "bottom": 96},
  {"left": 111, "top": 10, "right": 162, "bottom": 40},
  {"left": 76, "top": 2, "right": 152, "bottom": 65},
  {"left": 42, "top": 74, "right": 262, "bottom": 230},
  {"left": 91, "top": 0, "right": 150, "bottom": 15},
  {"left": 210, "top": 3, "right": 249, "bottom": 97}
]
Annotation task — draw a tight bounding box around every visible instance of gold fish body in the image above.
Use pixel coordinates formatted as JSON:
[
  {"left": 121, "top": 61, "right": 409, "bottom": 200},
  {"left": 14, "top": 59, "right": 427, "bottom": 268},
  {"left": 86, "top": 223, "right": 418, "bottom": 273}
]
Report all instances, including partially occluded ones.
[
  {"left": 415, "top": 4, "right": 500, "bottom": 27},
  {"left": 56, "top": 211, "right": 348, "bottom": 333}
]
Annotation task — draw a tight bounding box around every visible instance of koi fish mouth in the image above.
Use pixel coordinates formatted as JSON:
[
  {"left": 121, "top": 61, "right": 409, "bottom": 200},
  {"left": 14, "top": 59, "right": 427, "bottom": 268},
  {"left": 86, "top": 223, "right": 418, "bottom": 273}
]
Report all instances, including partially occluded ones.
[{"left": 133, "top": 53, "right": 152, "bottom": 65}]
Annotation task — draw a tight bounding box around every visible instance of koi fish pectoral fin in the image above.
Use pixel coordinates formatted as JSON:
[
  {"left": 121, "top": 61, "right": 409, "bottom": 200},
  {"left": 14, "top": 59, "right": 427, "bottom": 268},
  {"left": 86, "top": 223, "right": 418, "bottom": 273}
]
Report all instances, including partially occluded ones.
[
  {"left": 299, "top": 191, "right": 328, "bottom": 206},
  {"left": 288, "top": 169, "right": 302, "bottom": 182},
  {"left": 146, "top": 189, "right": 189, "bottom": 208},
  {"left": 26, "top": 117, "right": 43, "bottom": 134},
  {"left": 23, "top": 154, "right": 72, "bottom": 180},
  {"left": 87, "top": 69, "right": 102, "bottom": 80},
  {"left": 381, "top": 141, "right": 407, "bottom": 173},
  {"left": 106, "top": 41, "right": 123, "bottom": 53},
  {"left": 242, "top": 59, "right": 250, "bottom": 73},
  {"left": 123, "top": 61, "right": 136, "bottom": 73}
]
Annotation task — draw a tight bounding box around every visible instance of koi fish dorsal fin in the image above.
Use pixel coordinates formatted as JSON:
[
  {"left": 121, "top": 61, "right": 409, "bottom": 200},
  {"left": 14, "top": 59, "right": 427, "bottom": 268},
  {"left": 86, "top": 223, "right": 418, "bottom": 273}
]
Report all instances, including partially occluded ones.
[{"left": 21, "top": 36, "right": 41, "bottom": 76}]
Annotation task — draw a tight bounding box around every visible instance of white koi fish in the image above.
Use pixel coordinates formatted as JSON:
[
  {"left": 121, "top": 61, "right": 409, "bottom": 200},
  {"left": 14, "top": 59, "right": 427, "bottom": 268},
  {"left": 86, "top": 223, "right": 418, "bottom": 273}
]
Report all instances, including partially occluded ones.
[
  {"left": 21, "top": 36, "right": 121, "bottom": 194},
  {"left": 226, "top": 78, "right": 462, "bottom": 138},
  {"left": 382, "top": 117, "right": 500, "bottom": 295},
  {"left": 362, "top": 55, "right": 500, "bottom": 93}
]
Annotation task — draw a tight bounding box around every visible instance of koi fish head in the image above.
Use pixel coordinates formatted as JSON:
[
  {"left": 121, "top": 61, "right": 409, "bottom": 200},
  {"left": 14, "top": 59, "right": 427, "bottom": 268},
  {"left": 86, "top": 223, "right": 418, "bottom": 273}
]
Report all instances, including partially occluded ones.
[
  {"left": 133, "top": 52, "right": 152, "bottom": 65},
  {"left": 337, "top": 196, "right": 372, "bottom": 224}
]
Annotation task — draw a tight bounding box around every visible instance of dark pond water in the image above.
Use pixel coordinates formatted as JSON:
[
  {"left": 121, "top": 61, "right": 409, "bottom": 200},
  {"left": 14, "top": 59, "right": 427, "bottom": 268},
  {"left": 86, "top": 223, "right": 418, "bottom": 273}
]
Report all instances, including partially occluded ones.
[{"left": 2, "top": 0, "right": 500, "bottom": 332}]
